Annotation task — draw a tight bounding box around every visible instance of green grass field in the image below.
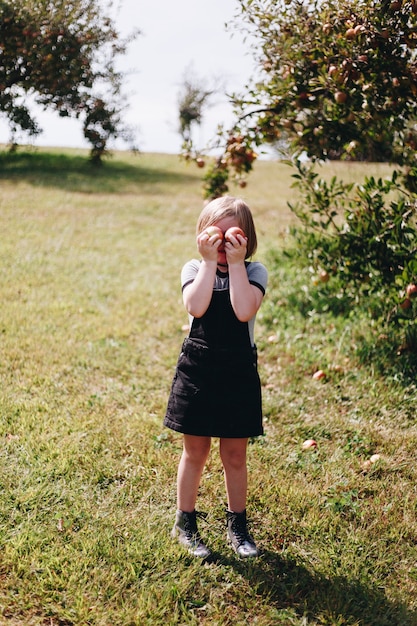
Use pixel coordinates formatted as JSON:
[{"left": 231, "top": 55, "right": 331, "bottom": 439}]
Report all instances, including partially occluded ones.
[{"left": 0, "top": 147, "right": 416, "bottom": 625}]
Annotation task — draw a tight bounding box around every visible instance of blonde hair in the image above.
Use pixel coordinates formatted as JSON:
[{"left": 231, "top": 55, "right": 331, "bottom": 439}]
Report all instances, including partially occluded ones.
[{"left": 196, "top": 196, "right": 258, "bottom": 258}]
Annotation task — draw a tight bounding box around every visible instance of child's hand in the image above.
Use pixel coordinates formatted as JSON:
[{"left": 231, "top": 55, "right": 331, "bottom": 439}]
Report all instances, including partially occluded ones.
[
  {"left": 225, "top": 231, "right": 247, "bottom": 265},
  {"left": 197, "top": 229, "right": 222, "bottom": 263}
]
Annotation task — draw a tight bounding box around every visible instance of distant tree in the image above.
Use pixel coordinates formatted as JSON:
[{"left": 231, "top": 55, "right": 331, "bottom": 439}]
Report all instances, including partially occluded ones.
[
  {"left": 178, "top": 68, "right": 215, "bottom": 145},
  {"left": 0, "top": 0, "right": 138, "bottom": 162},
  {"left": 177, "top": 65, "right": 227, "bottom": 173},
  {"left": 197, "top": 0, "right": 417, "bottom": 196}
]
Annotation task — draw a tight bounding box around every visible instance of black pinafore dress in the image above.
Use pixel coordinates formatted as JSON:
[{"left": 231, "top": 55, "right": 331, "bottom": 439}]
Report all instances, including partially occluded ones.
[{"left": 164, "top": 286, "right": 263, "bottom": 438}]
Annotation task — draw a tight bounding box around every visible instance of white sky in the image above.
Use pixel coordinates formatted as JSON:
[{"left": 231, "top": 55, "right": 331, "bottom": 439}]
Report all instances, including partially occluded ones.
[{"left": 0, "top": 0, "right": 257, "bottom": 154}]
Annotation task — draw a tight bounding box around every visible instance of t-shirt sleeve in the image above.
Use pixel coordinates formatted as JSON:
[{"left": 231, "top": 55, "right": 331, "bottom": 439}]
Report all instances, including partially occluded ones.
[
  {"left": 181, "top": 259, "right": 200, "bottom": 291},
  {"left": 247, "top": 262, "right": 268, "bottom": 295}
]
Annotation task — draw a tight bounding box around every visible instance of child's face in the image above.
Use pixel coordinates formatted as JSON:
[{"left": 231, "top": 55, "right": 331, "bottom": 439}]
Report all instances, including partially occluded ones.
[{"left": 212, "top": 216, "right": 241, "bottom": 268}]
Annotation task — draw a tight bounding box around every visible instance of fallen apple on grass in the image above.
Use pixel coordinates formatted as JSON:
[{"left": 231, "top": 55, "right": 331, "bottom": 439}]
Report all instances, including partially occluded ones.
[
  {"left": 312, "top": 369, "right": 326, "bottom": 380},
  {"left": 362, "top": 453, "right": 381, "bottom": 471},
  {"left": 302, "top": 439, "right": 318, "bottom": 450}
]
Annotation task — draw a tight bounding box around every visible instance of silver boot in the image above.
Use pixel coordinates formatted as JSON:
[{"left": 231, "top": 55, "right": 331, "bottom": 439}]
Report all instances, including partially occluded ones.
[
  {"left": 226, "top": 509, "right": 259, "bottom": 558},
  {"left": 172, "top": 510, "right": 211, "bottom": 559}
]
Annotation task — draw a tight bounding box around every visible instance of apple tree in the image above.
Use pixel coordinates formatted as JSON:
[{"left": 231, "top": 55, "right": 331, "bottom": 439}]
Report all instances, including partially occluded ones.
[
  {"left": 0, "top": 0, "right": 137, "bottom": 162},
  {"left": 195, "top": 0, "right": 417, "bottom": 355},
  {"left": 195, "top": 0, "right": 417, "bottom": 192}
]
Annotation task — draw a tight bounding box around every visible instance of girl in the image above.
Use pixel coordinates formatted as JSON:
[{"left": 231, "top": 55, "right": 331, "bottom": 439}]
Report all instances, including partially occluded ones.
[{"left": 164, "top": 196, "right": 267, "bottom": 559}]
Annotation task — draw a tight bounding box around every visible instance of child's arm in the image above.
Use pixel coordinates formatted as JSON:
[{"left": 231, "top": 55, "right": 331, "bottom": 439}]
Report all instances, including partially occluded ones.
[
  {"left": 228, "top": 263, "right": 264, "bottom": 322},
  {"left": 182, "top": 232, "right": 220, "bottom": 318},
  {"left": 226, "top": 233, "right": 264, "bottom": 322}
]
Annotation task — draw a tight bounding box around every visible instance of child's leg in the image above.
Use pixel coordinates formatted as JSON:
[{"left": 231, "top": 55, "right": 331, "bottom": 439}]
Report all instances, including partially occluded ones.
[
  {"left": 172, "top": 434, "right": 212, "bottom": 558},
  {"left": 220, "top": 437, "right": 259, "bottom": 558},
  {"left": 219, "top": 437, "right": 248, "bottom": 512},
  {"left": 177, "top": 434, "right": 211, "bottom": 512}
]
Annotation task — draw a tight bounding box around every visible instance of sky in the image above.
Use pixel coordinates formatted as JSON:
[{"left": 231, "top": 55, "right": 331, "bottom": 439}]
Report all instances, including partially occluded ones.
[{"left": 0, "top": 0, "right": 257, "bottom": 154}]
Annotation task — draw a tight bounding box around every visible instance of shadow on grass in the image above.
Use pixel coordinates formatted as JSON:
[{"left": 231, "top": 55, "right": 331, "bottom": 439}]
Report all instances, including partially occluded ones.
[
  {"left": 0, "top": 149, "right": 199, "bottom": 194},
  {"left": 214, "top": 549, "right": 415, "bottom": 626}
]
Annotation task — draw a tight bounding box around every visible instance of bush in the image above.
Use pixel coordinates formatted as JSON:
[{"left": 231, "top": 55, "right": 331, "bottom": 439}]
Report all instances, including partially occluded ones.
[{"left": 286, "top": 159, "right": 417, "bottom": 354}]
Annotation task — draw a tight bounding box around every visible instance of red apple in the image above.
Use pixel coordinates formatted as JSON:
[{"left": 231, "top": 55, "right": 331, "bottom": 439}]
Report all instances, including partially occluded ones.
[
  {"left": 312, "top": 369, "right": 326, "bottom": 380},
  {"left": 406, "top": 283, "right": 417, "bottom": 297},
  {"left": 334, "top": 91, "right": 348, "bottom": 104},
  {"left": 225, "top": 226, "right": 246, "bottom": 242},
  {"left": 302, "top": 439, "right": 318, "bottom": 450},
  {"left": 196, "top": 158, "right": 205, "bottom": 168},
  {"left": 205, "top": 226, "right": 223, "bottom": 241},
  {"left": 319, "top": 270, "right": 330, "bottom": 283},
  {"left": 400, "top": 298, "right": 412, "bottom": 310}
]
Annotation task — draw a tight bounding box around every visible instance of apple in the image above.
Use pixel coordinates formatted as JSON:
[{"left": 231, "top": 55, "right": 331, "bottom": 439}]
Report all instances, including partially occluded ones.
[
  {"left": 334, "top": 91, "right": 348, "bottom": 104},
  {"left": 225, "top": 226, "right": 246, "bottom": 242},
  {"left": 345, "top": 28, "right": 356, "bottom": 39},
  {"left": 205, "top": 226, "right": 223, "bottom": 241},
  {"left": 196, "top": 158, "right": 205, "bottom": 168},
  {"left": 346, "top": 140, "right": 358, "bottom": 153},
  {"left": 354, "top": 24, "right": 366, "bottom": 35},
  {"left": 400, "top": 298, "right": 412, "bottom": 310},
  {"left": 312, "top": 369, "right": 326, "bottom": 380},
  {"left": 302, "top": 439, "right": 317, "bottom": 450},
  {"left": 318, "top": 270, "right": 330, "bottom": 283},
  {"left": 370, "top": 453, "right": 381, "bottom": 464},
  {"left": 406, "top": 283, "right": 417, "bottom": 297}
]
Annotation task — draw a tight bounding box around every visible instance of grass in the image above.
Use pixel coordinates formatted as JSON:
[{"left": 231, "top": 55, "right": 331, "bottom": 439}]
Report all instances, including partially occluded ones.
[{"left": 0, "top": 147, "right": 416, "bottom": 625}]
